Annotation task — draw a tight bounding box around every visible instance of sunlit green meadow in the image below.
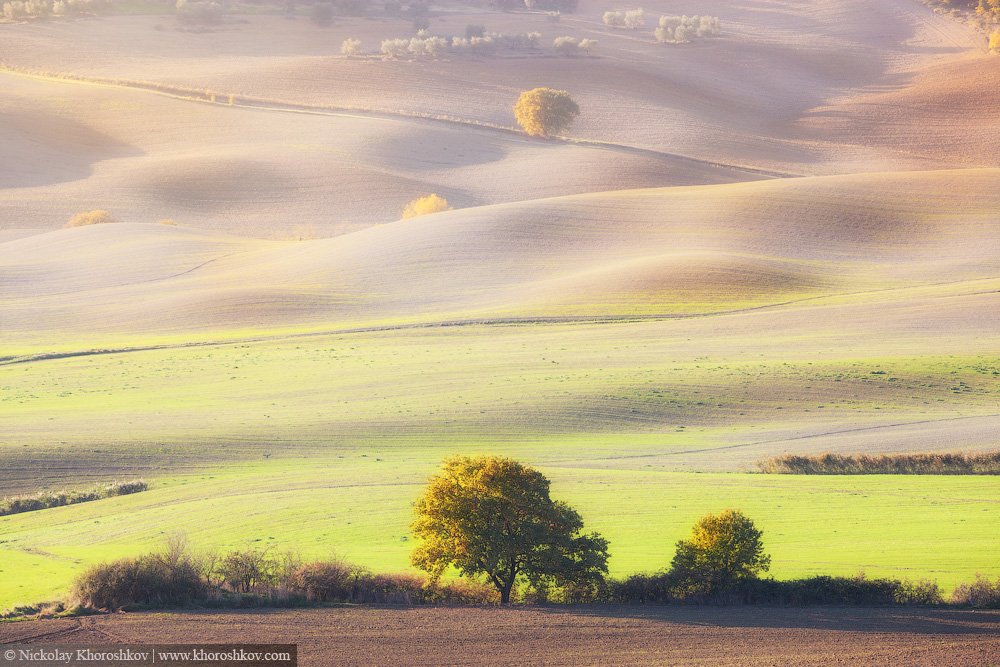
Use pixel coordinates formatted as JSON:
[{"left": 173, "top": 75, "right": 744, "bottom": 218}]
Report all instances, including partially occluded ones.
[
  {"left": 1, "top": 457, "right": 997, "bottom": 608},
  {"left": 1, "top": 321, "right": 998, "bottom": 609}
]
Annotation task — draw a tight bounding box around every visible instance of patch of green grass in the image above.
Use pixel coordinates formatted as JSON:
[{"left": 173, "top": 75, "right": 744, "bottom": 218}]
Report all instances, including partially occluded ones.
[
  {"left": 1, "top": 460, "right": 996, "bottom": 609},
  {"left": 2, "top": 323, "right": 997, "bottom": 610}
]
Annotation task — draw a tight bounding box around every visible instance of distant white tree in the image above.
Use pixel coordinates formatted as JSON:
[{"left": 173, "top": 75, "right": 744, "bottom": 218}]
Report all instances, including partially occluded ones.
[
  {"left": 655, "top": 15, "right": 720, "bottom": 43},
  {"left": 604, "top": 8, "right": 645, "bottom": 29},
  {"left": 553, "top": 35, "right": 578, "bottom": 54},
  {"left": 341, "top": 38, "right": 362, "bottom": 56},
  {"left": 380, "top": 38, "right": 411, "bottom": 59}
]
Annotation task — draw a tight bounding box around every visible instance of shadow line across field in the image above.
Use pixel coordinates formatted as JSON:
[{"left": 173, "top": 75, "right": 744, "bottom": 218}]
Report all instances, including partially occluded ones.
[
  {"left": 2, "top": 275, "right": 996, "bottom": 367},
  {"left": 534, "top": 605, "right": 1000, "bottom": 635}
]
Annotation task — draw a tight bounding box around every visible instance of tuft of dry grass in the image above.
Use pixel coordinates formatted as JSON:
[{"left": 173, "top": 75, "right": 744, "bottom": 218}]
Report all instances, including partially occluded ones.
[
  {"left": 758, "top": 451, "right": 1000, "bottom": 475},
  {"left": 401, "top": 193, "right": 451, "bottom": 219},
  {"left": 66, "top": 209, "right": 115, "bottom": 227}
]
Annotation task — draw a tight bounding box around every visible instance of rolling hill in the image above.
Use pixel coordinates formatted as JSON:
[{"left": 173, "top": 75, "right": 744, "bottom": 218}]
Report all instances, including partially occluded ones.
[{"left": 0, "top": 0, "right": 997, "bottom": 611}]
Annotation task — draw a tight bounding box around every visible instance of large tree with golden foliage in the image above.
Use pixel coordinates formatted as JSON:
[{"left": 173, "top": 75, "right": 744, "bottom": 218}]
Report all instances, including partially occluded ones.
[
  {"left": 513, "top": 88, "right": 580, "bottom": 137},
  {"left": 669, "top": 509, "right": 771, "bottom": 598},
  {"left": 411, "top": 456, "right": 608, "bottom": 603}
]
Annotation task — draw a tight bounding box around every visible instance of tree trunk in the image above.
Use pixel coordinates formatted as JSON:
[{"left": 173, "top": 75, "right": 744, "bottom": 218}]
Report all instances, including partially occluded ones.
[
  {"left": 499, "top": 561, "right": 517, "bottom": 604},
  {"left": 500, "top": 579, "right": 514, "bottom": 604}
]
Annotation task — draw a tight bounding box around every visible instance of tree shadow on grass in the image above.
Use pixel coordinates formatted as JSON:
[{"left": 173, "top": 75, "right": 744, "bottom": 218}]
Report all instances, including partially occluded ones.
[{"left": 532, "top": 604, "right": 1000, "bottom": 636}]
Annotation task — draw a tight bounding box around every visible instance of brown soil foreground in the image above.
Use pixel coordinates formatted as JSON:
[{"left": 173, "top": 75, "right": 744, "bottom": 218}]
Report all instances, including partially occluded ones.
[{"left": 2, "top": 606, "right": 998, "bottom": 666}]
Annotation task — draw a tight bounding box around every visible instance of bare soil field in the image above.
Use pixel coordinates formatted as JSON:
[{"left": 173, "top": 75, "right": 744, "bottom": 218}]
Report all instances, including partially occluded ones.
[
  {"left": 3, "top": 607, "right": 999, "bottom": 666},
  {"left": 0, "top": 0, "right": 992, "bottom": 178}
]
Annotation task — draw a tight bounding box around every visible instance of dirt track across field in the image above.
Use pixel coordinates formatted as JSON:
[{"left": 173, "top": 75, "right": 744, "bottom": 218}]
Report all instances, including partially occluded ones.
[{"left": 2, "top": 606, "right": 998, "bottom": 666}]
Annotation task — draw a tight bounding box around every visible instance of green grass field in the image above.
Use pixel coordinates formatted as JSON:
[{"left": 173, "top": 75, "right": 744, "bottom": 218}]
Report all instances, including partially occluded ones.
[
  {"left": 2, "top": 322, "right": 997, "bottom": 609},
  {"left": 2, "top": 457, "right": 997, "bottom": 608}
]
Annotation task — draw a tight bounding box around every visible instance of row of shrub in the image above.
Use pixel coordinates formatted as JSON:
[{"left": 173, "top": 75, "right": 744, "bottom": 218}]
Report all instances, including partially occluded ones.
[
  {"left": 1, "top": 0, "right": 104, "bottom": 21},
  {"left": 72, "top": 540, "right": 498, "bottom": 611},
  {"left": 69, "top": 541, "right": 1000, "bottom": 611},
  {"left": 655, "top": 15, "right": 721, "bottom": 44},
  {"left": 758, "top": 451, "right": 1000, "bottom": 475},
  {"left": 0, "top": 479, "right": 148, "bottom": 517},
  {"left": 606, "top": 572, "right": 947, "bottom": 606},
  {"left": 602, "top": 8, "right": 722, "bottom": 44},
  {"left": 375, "top": 30, "right": 547, "bottom": 59}
]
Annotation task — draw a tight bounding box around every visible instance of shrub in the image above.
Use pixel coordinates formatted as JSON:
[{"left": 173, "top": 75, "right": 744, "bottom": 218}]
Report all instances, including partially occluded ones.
[
  {"left": 0, "top": 0, "right": 106, "bottom": 19},
  {"left": 758, "top": 451, "right": 1000, "bottom": 474},
  {"left": 668, "top": 510, "right": 770, "bottom": 599},
  {"left": 492, "top": 31, "right": 541, "bottom": 50},
  {"left": 104, "top": 479, "right": 149, "bottom": 496},
  {"left": 606, "top": 573, "right": 675, "bottom": 603},
  {"left": 514, "top": 87, "right": 580, "bottom": 137},
  {"left": 603, "top": 8, "right": 644, "bottom": 29},
  {"left": 553, "top": 35, "right": 595, "bottom": 55},
  {"left": 157, "top": 218, "right": 178, "bottom": 226},
  {"left": 895, "top": 578, "right": 944, "bottom": 605},
  {"left": 0, "top": 479, "right": 148, "bottom": 517},
  {"left": 217, "top": 548, "right": 278, "bottom": 593},
  {"left": 380, "top": 38, "right": 411, "bottom": 59},
  {"left": 737, "top": 574, "right": 900, "bottom": 605},
  {"left": 553, "top": 35, "right": 578, "bottom": 54},
  {"left": 288, "top": 562, "right": 497, "bottom": 604},
  {"left": 402, "top": 194, "right": 451, "bottom": 219},
  {"left": 72, "top": 552, "right": 205, "bottom": 610},
  {"left": 655, "top": 15, "right": 720, "bottom": 43},
  {"left": 288, "top": 560, "right": 359, "bottom": 602},
  {"left": 989, "top": 30, "right": 1000, "bottom": 51},
  {"left": 341, "top": 38, "right": 362, "bottom": 56},
  {"left": 65, "top": 209, "right": 115, "bottom": 228},
  {"left": 951, "top": 575, "right": 1000, "bottom": 608},
  {"left": 465, "top": 23, "right": 485, "bottom": 38}
]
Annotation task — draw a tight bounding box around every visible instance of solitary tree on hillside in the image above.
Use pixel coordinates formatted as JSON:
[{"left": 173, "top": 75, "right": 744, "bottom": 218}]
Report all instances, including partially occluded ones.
[
  {"left": 411, "top": 455, "right": 609, "bottom": 604},
  {"left": 514, "top": 88, "right": 580, "bottom": 137},
  {"left": 668, "top": 509, "right": 770, "bottom": 598}
]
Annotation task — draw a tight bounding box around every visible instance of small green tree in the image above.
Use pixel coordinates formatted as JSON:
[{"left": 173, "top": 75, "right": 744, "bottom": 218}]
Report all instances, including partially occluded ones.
[
  {"left": 668, "top": 509, "right": 770, "bottom": 598},
  {"left": 411, "top": 455, "right": 609, "bottom": 603},
  {"left": 514, "top": 88, "right": 580, "bottom": 137}
]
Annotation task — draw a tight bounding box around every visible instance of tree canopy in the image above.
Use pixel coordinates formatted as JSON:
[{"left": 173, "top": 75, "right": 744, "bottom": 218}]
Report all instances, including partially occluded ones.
[
  {"left": 669, "top": 509, "right": 771, "bottom": 597},
  {"left": 411, "top": 455, "right": 608, "bottom": 603},
  {"left": 513, "top": 88, "right": 580, "bottom": 137}
]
